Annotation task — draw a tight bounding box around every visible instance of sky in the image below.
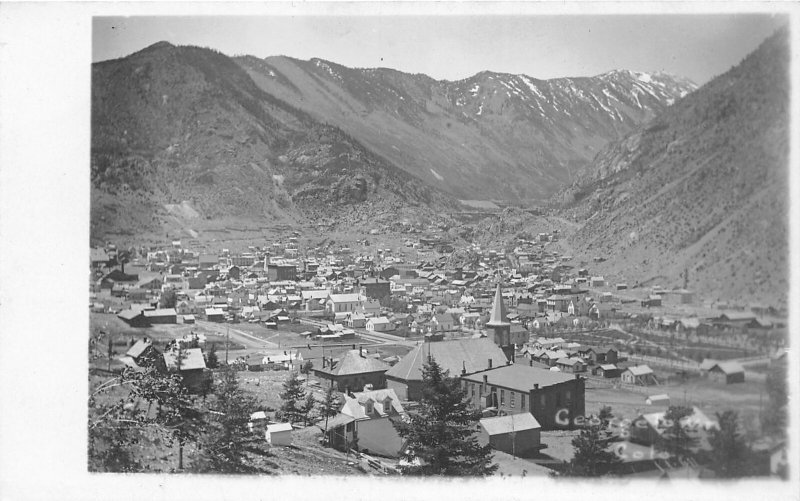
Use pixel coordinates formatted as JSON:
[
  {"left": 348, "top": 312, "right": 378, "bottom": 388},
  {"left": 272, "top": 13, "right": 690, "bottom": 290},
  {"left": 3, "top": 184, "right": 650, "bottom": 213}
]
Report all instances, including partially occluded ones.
[{"left": 93, "top": 12, "right": 787, "bottom": 85}]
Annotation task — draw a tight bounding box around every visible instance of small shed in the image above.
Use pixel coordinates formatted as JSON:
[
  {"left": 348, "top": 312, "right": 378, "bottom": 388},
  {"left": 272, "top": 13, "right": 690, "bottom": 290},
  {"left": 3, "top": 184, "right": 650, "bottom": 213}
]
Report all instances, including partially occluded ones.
[
  {"left": 645, "top": 394, "right": 671, "bottom": 406},
  {"left": 592, "top": 363, "right": 619, "bottom": 378},
  {"left": 478, "top": 412, "right": 542, "bottom": 458},
  {"left": 266, "top": 422, "right": 293, "bottom": 446},
  {"left": 708, "top": 361, "right": 745, "bottom": 384}
]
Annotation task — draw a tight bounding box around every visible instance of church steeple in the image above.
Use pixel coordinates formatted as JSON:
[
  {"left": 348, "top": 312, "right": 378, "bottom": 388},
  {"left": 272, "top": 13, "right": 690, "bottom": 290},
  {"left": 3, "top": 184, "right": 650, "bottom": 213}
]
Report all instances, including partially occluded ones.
[{"left": 486, "top": 282, "right": 510, "bottom": 327}]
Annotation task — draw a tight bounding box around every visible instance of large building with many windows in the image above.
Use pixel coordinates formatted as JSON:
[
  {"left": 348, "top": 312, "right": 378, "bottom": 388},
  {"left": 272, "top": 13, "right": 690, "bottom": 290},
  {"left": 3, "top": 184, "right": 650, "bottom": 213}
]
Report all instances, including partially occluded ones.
[{"left": 460, "top": 362, "right": 585, "bottom": 430}]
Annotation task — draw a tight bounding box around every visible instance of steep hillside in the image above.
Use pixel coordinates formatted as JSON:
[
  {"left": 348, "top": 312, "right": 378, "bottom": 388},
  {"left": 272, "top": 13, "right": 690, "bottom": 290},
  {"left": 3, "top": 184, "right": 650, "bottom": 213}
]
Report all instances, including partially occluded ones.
[
  {"left": 236, "top": 55, "right": 695, "bottom": 202},
  {"left": 560, "top": 28, "right": 789, "bottom": 306},
  {"left": 91, "top": 42, "right": 459, "bottom": 243}
]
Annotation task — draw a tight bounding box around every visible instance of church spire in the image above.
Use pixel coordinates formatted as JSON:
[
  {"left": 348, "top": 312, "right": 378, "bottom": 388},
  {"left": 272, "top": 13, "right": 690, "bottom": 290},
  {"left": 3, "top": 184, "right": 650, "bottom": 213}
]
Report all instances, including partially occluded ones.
[{"left": 486, "top": 282, "right": 510, "bottom": 327}]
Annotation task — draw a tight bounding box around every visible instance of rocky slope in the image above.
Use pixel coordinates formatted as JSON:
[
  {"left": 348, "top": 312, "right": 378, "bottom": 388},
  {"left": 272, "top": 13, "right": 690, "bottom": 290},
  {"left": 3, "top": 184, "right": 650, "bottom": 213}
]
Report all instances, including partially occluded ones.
[
  {"left": 91, "top": 42, "right": 459, "bottom": 242},
  {"left": 560, "top": 28, "right": 789, "bottom": 306},
  {"left": 236, "top": 55, "right": 696, "bottom": 202}
]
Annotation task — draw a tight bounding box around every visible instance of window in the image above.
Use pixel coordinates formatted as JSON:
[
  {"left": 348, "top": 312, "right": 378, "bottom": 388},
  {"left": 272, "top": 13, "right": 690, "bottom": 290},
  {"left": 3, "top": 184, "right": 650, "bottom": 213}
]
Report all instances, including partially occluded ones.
[
  {"left": 471, "top": 384, "right": 475, "bottom": 399},
  {"left": 510, "top": 391, "right": 515, "bottom": 408},
  {"left": 565, "top": 390, "right": 572, "bottom": 405},
  {"left": 521, "top": 393, "right": 526, "bottom": 411},
  {"left": 383, "top": 399, "right": 391, "bottom": 414},
  {"left": 500, "top": 390, "right": 505, "bottom": 406}
]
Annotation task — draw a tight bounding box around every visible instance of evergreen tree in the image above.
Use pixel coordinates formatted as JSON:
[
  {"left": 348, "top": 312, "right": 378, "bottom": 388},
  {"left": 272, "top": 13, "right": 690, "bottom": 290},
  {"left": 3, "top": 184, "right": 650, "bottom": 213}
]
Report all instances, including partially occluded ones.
[
  {"left": 562, "top": 421, "right": 621, "bottom": 476},
  {"left": 393, "top": 358, "right": 497, "bottom": 476},
  {"left": 708, "top": 411, "right": 757, "bottom": 478},
  {"left": 88, "top": 367, "right": 204, "bottom": 472},
  {"left": 279, "top": 371, "right": 308, "bottom": 424},
  {"left": 321, "top": 385, "right": 341, "bottom": 419},
  {"left": 301, "top": 393, "right": 317, "bottom": 426},
  {"left": 656, "top": 406, "right": 698, "bottom": 462},
  {"left": 206, "top": 343, "right": 219, "bottom": 369},
  {"left": 193, "top": 365, "right": 261, "bottom": 473}
]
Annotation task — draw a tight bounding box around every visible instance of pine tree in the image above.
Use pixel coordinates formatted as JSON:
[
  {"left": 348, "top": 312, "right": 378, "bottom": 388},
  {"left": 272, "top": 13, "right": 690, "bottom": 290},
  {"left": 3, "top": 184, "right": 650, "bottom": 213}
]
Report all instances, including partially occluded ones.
[
  {"left": 656, "top": 406, "right": 698, "bottom": 462},
  {"left": 279, "top": 371, "right": 308, "bottom": 424},
  {"left": 708, "top": 411, "right": 757, "bottom": 478},
  {"left": 562, "top": 422, "right": 621, "bottom": 476},
  {"left": 393, "top": 357, "right": 497, "bottom": 476},
  {"left": 301, "top": 393, "right": 317, "bottom": 426},
  {"left": 206, "top": 343, "right": 219, "bottom": 369},
  {"left": 321, "top": 385, "right": 341, "bottom": 419},
  {"left": 193, "top": 365, "right": 260, "bottom": 473}
]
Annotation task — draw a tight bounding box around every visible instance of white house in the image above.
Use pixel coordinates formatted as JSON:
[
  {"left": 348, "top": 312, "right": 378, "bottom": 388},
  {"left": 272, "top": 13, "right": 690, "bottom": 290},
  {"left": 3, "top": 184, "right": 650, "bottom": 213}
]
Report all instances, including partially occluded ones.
[
  {"left": 366, "top": 317, "right": 394, "bottom": 332},
  {"left": 265, "top": 422, "right": 293, "bottom": 446},
  {"left": 326, "top": 293, "right": 362, "bottom": 314},
  {"left": 325, "top": 388, "right": 407, "bottom": 458}
]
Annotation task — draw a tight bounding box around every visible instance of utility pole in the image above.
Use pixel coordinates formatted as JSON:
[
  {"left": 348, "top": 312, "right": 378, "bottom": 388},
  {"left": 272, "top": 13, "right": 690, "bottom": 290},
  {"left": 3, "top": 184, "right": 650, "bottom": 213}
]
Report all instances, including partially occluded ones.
[{"left": 225, "top": 324, "right": 229, "bottom": 364}]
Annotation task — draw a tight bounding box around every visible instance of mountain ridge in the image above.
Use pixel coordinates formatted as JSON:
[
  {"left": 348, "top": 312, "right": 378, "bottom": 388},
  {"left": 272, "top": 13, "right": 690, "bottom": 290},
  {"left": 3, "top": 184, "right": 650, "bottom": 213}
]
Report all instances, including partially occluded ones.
[
  {"left": 557, "top": 27, "right": 789, "bottom": 305},
  {"left": 236, "top": 52, "right": 696, "bottom": 201}
]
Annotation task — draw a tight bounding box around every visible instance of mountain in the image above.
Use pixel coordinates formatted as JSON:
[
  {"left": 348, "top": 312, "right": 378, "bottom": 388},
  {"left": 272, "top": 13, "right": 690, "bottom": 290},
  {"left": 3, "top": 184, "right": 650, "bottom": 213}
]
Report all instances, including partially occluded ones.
[
  {"left": 235, "top": 55, "right": 696, "bottom": 202},
  {"left": 91, "top": 42, "right": 459, "bottom": 243},
  {"left": 559, "top": 28, "right": 789, "bottom": 306}
]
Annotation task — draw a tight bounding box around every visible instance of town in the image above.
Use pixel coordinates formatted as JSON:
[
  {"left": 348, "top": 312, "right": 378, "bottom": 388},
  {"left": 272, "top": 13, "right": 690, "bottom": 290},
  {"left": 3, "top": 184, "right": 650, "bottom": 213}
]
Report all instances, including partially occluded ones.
[{"left": 88, "top": 223, "right": 789, "bottom": 478}]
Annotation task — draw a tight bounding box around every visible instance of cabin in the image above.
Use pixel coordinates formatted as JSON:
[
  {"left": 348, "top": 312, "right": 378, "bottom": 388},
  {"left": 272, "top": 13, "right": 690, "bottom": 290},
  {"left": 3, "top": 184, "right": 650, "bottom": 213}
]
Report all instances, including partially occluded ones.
[
  {"left": 478, "top": 412, "right": 543, "bottom": 458},
  {"left": 708, "top": 361, "right": 745, "bottom": 384},
  {"left": 621, "top": 365, "right": 657, "bottom": 386}
]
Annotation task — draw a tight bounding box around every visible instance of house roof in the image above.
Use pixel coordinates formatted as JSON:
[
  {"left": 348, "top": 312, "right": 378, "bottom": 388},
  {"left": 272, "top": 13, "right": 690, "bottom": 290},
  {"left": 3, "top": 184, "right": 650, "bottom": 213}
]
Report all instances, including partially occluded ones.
[
  {"left": 462, "top": 363, "right": 575, "bottom": 391},
  {"left": 556, "top": 357, "right": 584, "bottom": 366},
  {"left": 117, "top": 309, "right": 143, "bottom": 320},
  {"left": 386, "top": 338, "right": 507, "bottom": 382},
  {"left": 625, "top": 365, "right": 653, "bottom": 376},
  {"left": 266, "top": 423, "right": 293, "bottom": 433},
  {"left": 369, "top": 317, "right": 391, "bottom": 325},
  {"left": 480, "top": 412, "right": 541, "bottom": 435},
  {"left": 126, "top": 339, "right": 153, "bottom": 359},
  {"left": 143, "top": 308, "right": 177, "bottom": 317},
  {"left": 342, "top": 388, "right": 406, "bottom": 420},
  {"left": 486, "top": 283, "right": 510, "bottom": 327},
  {"left": 710, "top": 361, "right": 745, "bottom": 375},
  {"left": 329, "top": 293, "right": 361, "bottom": 303},
  {"left": 316, "top": 350, "right": 390, "bottom": 377},
  {"left": 598, "top": 364, "right": 617, "bottom": 371},
  {"left": 163, "top": 347, "right": 206, "bottom": 371}
]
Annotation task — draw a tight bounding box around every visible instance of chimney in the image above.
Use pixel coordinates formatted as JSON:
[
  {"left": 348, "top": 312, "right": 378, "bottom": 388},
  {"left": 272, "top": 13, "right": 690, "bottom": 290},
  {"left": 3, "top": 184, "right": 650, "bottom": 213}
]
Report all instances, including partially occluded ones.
[
  {"left": 488, "top": 358, "right": 493, "bottom": 369},
  {"left": 534, "top": 383, "right": 539, "bottom": 389},
  {"left": 483, "top": 374, "right": 488, "bottom": 384},
  {"left": 461, "top": 361, "right": 466, "bottom": 375},
  {"left": 352, "top": 344, "right": 356, "bottom": 350},
  {"left": 359, "top": 346, "right": 364, "bottom": 357}
]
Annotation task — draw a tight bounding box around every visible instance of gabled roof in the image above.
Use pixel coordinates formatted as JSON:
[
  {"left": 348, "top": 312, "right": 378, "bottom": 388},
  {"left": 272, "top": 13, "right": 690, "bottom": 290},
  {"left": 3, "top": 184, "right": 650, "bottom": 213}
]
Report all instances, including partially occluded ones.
[
  {"left": 386, "top": 338, "right": 507, "bottom": 382},
  {"left": 710, "top": 361, "right": 745, "bottom": 375},
  {"left": 329, "top": 293, "right": 362, "bottom": 303},
  {"left": 163, "top": 347, "right": 206, "bottom": 371},
  {"left": 342, "top": 388, "right": 406, "bottom": 420},
  {"left": 462, "top": 363, "right": 575, "bottom": 391},
  {"left": 317, "top": 350, "right": 390, "bottom": 377},
  {"left": 624, "top": 365, "right": 653, "bottom": 376},
  {"left": 480, "top": 412, "right": 541, "bottom": 435}
]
